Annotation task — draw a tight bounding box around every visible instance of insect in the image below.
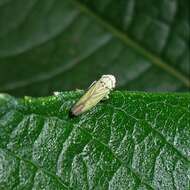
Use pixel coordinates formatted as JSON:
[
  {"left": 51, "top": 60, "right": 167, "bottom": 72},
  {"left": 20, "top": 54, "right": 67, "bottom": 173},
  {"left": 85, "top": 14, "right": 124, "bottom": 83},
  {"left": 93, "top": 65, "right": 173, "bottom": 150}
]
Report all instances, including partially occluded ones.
[{"left": 71, "top": 75, "right": 116, "bottom": 116}]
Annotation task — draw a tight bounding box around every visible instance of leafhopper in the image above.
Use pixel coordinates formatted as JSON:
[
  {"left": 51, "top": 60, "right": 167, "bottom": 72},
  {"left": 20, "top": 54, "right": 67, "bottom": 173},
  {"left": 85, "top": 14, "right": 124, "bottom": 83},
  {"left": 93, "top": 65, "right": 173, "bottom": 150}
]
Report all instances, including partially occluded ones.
[{"left": 71, "top": 75, "right": 116, "bottom": 116}]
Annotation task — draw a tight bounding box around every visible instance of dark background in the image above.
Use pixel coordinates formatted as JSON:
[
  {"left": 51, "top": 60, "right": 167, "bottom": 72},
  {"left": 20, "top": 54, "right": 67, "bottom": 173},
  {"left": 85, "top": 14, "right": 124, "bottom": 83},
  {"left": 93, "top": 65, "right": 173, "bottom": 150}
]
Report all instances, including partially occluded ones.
[{"left": 0, "top": 0, "right": 189, "bottom": 97}]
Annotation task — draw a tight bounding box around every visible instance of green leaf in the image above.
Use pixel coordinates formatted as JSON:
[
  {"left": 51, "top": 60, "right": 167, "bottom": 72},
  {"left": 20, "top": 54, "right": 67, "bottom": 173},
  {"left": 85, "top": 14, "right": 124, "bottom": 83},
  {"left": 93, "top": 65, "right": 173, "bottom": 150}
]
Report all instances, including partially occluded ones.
[
  {"left": 0, "top": 91, "right": 189, "bottom": 189},
  {"left": 0, "top": 0, "right": 189, "bottom": 96}
]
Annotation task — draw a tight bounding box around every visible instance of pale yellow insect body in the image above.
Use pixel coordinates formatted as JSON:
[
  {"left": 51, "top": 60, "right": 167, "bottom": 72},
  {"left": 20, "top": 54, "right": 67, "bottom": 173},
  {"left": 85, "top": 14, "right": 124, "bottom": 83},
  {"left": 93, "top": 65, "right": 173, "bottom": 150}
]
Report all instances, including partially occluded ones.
[{"left": 71, "top": 75, "right": 116, "bottom": 116}]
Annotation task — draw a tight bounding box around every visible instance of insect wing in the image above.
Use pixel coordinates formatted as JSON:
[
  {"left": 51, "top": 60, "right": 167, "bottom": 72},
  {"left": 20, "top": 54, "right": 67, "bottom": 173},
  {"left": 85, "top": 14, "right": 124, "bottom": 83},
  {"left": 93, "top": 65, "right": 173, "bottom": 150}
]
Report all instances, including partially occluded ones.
[
  {"left": 71, "top": 81, "right": 109, "bottom": 115},
  {"left": 82, "top": 82, "right": 109, "bottom": 112},
  {"left": 75, "top": 81, "right": 98, "bottom": 106},
  {"left": 71, "top": 81, "right": 98, "bottom": 115}
]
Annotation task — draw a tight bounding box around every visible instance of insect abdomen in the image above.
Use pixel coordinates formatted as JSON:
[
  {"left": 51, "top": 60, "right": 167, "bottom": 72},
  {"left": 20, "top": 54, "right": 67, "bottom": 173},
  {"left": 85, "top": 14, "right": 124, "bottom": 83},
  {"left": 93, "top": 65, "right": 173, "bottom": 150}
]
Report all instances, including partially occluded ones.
[{"left": 71, "top": 103, "right": 85, "bottom": 116}]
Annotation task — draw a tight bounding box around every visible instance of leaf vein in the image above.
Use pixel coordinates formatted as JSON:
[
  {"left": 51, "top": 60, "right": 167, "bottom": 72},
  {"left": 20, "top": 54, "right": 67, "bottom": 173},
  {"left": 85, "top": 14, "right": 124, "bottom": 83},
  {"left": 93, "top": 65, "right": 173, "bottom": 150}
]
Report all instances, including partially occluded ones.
[
  {"left": 109, "top": 105, "right": 189, "bottom": 162},
  {"left": 70, "top": 0, "right": 190, "bottom": 87},
  {"left": 0, "top": 148, "right": 70, "bottom": 189}
]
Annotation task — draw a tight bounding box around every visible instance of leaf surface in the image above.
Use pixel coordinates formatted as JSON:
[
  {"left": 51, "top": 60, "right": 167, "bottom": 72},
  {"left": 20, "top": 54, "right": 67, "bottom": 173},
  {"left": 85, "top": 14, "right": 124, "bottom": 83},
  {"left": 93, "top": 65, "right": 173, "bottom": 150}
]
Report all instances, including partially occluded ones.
[{"left": 0, "top": 91, "right": 189, "bottom": 189}]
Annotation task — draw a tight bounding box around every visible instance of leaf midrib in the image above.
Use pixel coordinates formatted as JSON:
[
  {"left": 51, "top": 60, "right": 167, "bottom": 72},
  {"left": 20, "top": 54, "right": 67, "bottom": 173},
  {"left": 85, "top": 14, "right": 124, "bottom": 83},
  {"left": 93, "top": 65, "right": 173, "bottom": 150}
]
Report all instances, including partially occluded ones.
[{"left": 70, "top": 0, "right": 190, "bottom": 88}]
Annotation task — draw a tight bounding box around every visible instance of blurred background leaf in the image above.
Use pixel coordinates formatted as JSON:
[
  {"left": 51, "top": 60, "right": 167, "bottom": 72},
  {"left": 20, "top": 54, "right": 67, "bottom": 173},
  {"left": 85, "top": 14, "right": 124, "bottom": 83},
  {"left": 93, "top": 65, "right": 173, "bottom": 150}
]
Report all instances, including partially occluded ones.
[{"left": 0, "top": 0, "right": 189, "bottom": 96}]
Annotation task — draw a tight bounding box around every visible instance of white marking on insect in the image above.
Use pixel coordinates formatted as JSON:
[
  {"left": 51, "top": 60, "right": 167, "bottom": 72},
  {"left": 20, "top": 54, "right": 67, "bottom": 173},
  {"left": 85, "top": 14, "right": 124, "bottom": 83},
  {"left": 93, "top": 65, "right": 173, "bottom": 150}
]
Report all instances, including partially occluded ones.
[
  {"left": 71, "top": 75, "right": 116, "bottom": 116},
  {"left": 54, "top": 91, "right": 60, "bottom": 96}
]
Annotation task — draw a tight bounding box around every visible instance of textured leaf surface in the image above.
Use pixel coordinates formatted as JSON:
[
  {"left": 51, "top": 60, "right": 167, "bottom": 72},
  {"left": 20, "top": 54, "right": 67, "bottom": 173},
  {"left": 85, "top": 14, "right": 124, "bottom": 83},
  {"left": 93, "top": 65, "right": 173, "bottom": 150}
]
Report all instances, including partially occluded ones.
[
  {"left": 0, "top": 0, "right": 189, "bottom": 96},
  {"left": 0, "top": 91, "right": 190, "bottom": 189}
]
